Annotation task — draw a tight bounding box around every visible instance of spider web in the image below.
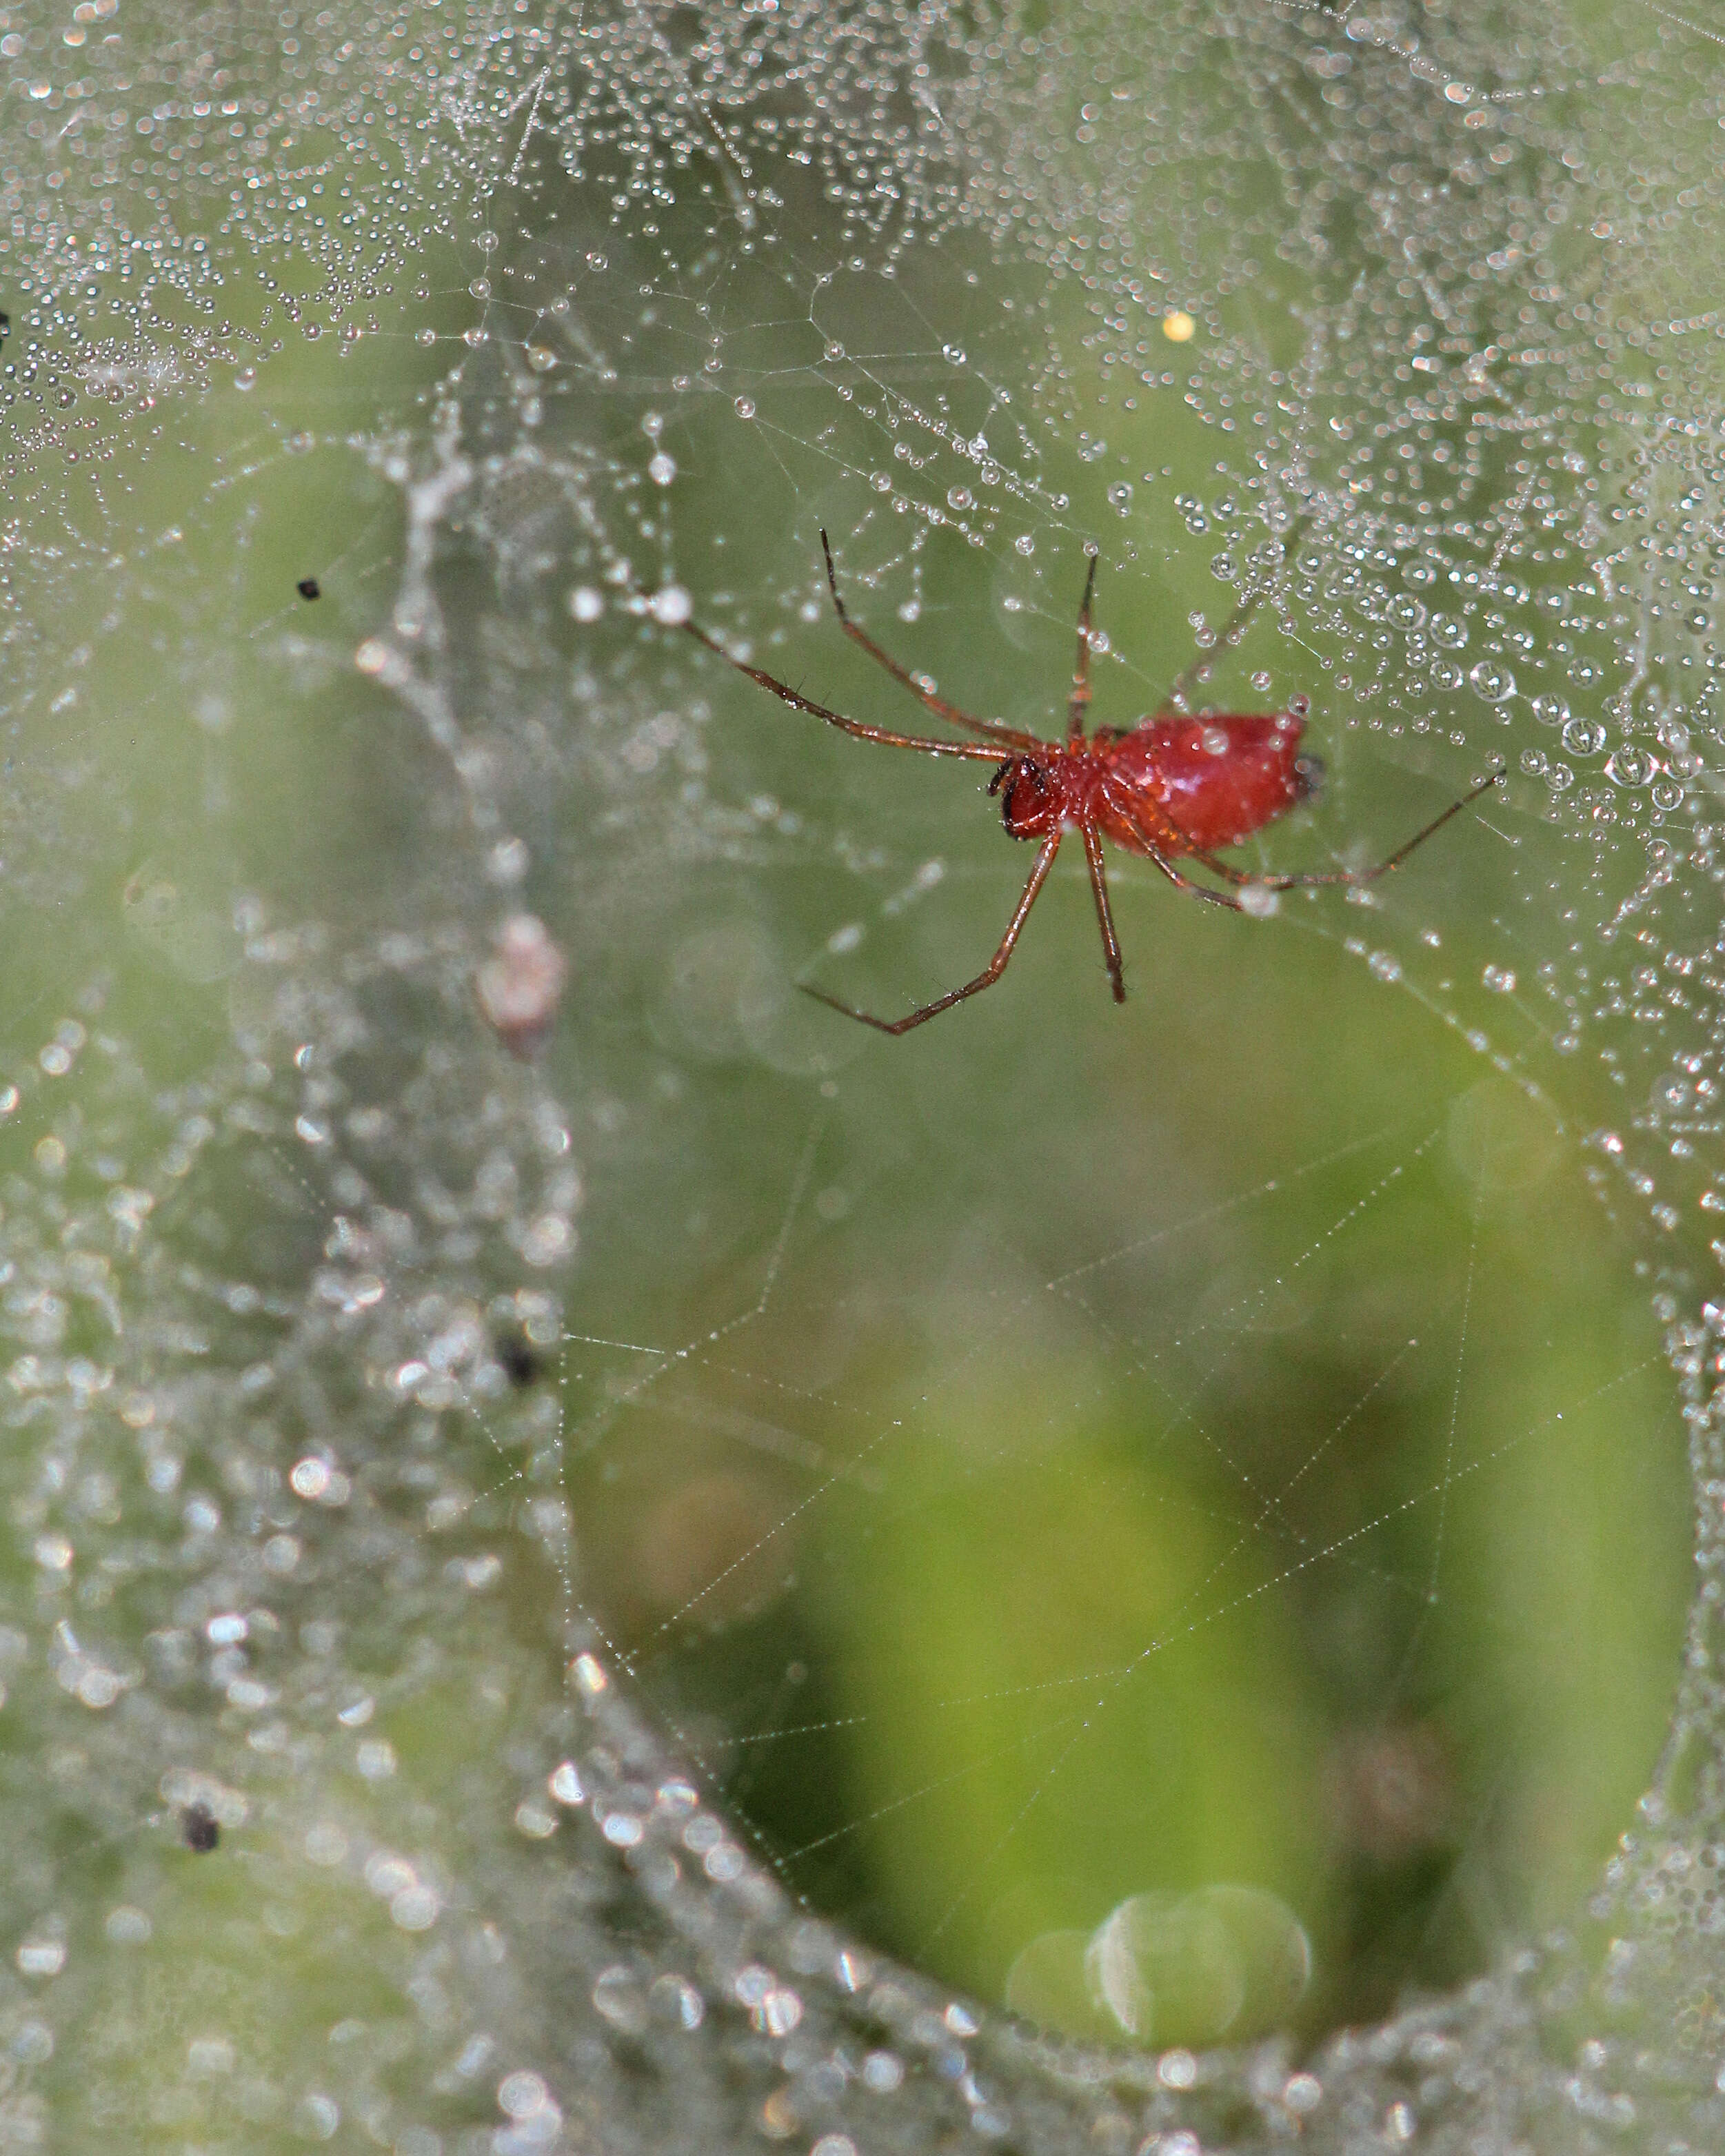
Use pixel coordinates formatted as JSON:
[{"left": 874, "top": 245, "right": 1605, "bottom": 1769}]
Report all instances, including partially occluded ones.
[{"left": 3, "top": 0, "right": 1725, "bottom": 2151}]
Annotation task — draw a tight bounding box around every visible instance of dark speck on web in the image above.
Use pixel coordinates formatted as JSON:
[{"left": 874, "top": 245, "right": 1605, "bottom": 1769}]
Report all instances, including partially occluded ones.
[
  {"left": 495, "top": 1328, "right": 543, "bottom": 1388},
  {"left": 181, "top": 1802, "right": 219, "bottom": 1853},
  {"left": 296, "top": 577, "right": 321, "bottom": 600}
]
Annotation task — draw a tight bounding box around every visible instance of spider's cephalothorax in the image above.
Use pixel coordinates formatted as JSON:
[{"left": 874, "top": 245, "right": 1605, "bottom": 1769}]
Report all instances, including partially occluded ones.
[{"left": 669, "top": 533, "right": 1502, "bottom": 1035}]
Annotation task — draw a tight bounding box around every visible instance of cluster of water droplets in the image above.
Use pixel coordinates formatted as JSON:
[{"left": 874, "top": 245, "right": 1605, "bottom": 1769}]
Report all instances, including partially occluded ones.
[{"left": 11, "top": 0, "right": 1725, "bottom": 2148}]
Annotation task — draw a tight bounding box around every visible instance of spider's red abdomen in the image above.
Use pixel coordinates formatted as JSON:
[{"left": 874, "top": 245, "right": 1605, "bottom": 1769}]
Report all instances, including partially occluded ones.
[
  {"left": 1098, "top": 712, "right": 1312, "bottom": 857},
  {"left": 993, "top": 712, "right": 1313, "bottom": 856}
]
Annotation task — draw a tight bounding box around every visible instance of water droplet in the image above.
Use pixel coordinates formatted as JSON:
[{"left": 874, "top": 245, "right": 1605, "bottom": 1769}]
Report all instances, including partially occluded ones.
[
  {"left": 947, "top": 486, "right": 974, "bottom": 512},
  {"left": 1087, "top": 1892, "right": 1242, "bottom": 2044},
  {"left": 1108, "top": 481, "right": 1133, "bottom": 515},
  {"left": 290, "top": 1457, "right": 332, "bottom": 1499},
  {"left": 1014, "top": 534, "right": 1036, "bottom": 556},
  {"left": 1530, "top": 693, "right": 1569, "bottom": 726},
  {"left": 1468, "top": 658, "right": 1515, "bottom": 703},
  {"left": 1286, "top": 2074, "right": 1323, "bottom": 2114},
  {"left": 1561, "top": 716, "right": 1606, "bottom": 756},
  {"left": 1482, "top": 964, "right": 1516, "bottom": 993},
  {"left": 1605, "top": 746, "right": 1653, "bottom": 788},
  {"left": 498, "top": 2072, "right": 554, "bottom": 2123},
  {"left": 648, "top": 450, "right": 677, "bottom": 486},
  {"left": 733, "top": 396, "right": 756, "bottom": 418},
  {"left": 592, "top": 1967, "right": 648, "bottom": 2033}
]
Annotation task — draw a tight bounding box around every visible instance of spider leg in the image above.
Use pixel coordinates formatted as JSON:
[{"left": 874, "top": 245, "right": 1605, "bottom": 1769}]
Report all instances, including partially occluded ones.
[
  {"left": 678, "top": 616, "right": 1004, "bottom": 764},
  {"left": 802, "top": 831, "right": 1063, "bottom": 1034},
  {"left": 818, "top": 531, "right": 1040, "bottom": 750},
  {"left": 1159, "top": 580, "right": 1280, "bottom": 718},
  {"left": 1157, "top": 515, "right": 1310, "bottom": 715},
  {"left": 1068, "top": 546, "right": 1100, "bottom": 742},
  {"left": 1186, "top": 765, "right": 1504, "bottom": 891},
  {"left": 1080, "top": 822, "right": 1126, "bottom": 1001},
  {"left": 1140, "top": 849, "right": 1260, "bottom": 911}
]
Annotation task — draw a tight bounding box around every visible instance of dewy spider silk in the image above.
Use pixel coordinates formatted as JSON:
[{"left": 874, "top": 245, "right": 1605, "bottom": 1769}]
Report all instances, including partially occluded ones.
[{"left": 0, "top": 1, "right": 1721, "bottom": 2151}]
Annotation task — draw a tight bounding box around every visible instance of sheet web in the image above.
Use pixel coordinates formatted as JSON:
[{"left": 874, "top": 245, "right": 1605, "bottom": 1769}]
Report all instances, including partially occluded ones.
[{"left": 5, "top": 0, "right": 1725, "bottom": 2150}]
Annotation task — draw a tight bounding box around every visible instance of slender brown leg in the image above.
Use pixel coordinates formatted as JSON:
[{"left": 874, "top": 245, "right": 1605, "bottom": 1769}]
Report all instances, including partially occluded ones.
[
  {"left": 803, "top": 832, "right": 1063, "bottom": 1034},
  {"left": 1160, "top": 582, "right": 1280, "bottom": 717},
  {"left": 678, "top": 616, "right": 1005, "bottom": 765},
  {"left": 1187, "top": 766, "right": 1504, "bottom": 891},
  {"left": 818, "top": 531, "right": 1039, "bottom": 749},
  {"left": 1158, "top": 518, "right": 1309, "bottom": 715},
  {"left": 1080, "top": 824, "right": 1126, "bottom": 1002},
  {"left": 1068, "top": 547, "right": 1100, "bottom": 742},
  {"left": 1140, "top": 849, "right": 1258, "bottom": 911}
]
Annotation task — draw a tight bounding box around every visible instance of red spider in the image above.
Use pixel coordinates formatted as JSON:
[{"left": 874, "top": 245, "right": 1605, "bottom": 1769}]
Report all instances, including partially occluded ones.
[{"left": 675, "top": 534, "right": 1503, "bottom": 1034}]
